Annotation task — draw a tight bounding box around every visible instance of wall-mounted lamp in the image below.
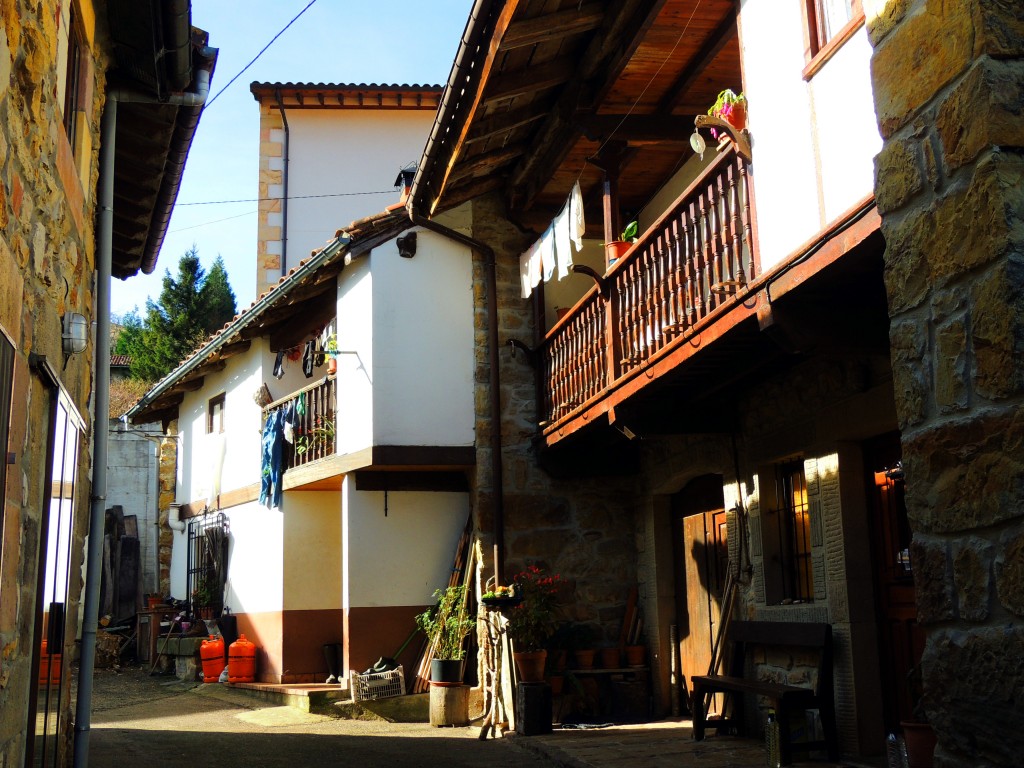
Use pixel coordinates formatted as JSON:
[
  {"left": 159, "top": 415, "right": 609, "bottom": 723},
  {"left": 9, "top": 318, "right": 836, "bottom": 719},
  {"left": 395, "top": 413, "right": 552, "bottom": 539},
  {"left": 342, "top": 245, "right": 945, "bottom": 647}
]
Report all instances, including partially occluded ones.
[{"left": 62, "top": 312, "right": 89, "bottom": 365}]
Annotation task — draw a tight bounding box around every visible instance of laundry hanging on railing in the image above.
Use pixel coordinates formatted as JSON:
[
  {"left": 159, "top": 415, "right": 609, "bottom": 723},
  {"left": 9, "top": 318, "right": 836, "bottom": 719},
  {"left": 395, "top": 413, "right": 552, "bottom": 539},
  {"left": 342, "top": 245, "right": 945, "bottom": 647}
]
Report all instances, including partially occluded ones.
[{"left": 519, "top": 182, "right": 585, "bottom": 298}]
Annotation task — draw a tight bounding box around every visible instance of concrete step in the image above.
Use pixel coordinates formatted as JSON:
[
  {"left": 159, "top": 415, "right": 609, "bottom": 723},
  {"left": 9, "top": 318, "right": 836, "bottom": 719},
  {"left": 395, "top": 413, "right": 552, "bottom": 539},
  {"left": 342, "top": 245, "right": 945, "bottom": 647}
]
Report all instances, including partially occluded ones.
[{"left": 226, "top": 681, "right": 351, "bottom": 714}]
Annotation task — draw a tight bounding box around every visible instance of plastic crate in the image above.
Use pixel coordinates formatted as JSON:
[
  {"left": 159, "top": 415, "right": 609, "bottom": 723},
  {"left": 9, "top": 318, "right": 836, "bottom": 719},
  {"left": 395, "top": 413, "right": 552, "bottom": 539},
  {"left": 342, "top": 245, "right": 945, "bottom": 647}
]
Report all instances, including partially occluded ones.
[{"left": 349, "top": 665, "right": 405, "bottom": 702}]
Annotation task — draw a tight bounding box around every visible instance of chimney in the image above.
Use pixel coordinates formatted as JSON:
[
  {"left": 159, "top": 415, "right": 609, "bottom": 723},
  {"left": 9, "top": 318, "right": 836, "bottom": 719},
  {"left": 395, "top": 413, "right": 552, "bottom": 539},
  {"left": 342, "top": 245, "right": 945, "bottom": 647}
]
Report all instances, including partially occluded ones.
[{"left": 394, "top": 166, "right": 416, "bottom": 205}]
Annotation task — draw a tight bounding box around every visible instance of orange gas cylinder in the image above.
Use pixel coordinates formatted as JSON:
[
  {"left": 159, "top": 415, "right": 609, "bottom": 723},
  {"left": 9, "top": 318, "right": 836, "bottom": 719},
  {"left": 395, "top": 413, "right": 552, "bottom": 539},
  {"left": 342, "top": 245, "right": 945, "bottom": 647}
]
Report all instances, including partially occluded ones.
[
  {"left": 200, "top": 635, "right": 226, "bottom": 683},
  {"left": 227, "top": 634, "right": 256, "bottom": 683},
  {"left": 39, "top": 640, "right": 62, "bottom": 686}
]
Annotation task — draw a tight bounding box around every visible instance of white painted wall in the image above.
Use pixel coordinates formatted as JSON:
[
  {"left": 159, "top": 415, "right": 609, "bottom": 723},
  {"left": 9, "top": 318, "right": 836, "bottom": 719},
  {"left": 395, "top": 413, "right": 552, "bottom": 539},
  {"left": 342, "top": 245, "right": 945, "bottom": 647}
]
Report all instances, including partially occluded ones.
[
  {"left": 283, "top": 110, "right": 435, "bottom": 266},
  {"left": 341, "top": 476, "right": 469, "bottom": 608},
  {"left": 222, "top": 501, "right": 284, "bottom": 615},
  {"left": 283, "top": 491, "right": 342, "bottom": 610},
  {"left": 370, "top": 230, "right": 475, "bottom": 446},
  {"left": 738, "top": 0, "right": 880, "bottom": 271},
  {"left": 335, "top": 257, "right": 375, "bottom": 455}
]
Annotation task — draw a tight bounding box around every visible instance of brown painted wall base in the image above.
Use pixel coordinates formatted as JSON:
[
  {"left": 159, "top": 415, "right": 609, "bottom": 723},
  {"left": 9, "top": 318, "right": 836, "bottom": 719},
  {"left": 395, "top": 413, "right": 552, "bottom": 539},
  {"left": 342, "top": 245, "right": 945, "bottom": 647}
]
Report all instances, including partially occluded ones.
[
  {"left": 345, "top": 605, "right": 428, "bottom": 679},
  {"left": 232, "top": 609, "right": 344, "bottom": 683}
]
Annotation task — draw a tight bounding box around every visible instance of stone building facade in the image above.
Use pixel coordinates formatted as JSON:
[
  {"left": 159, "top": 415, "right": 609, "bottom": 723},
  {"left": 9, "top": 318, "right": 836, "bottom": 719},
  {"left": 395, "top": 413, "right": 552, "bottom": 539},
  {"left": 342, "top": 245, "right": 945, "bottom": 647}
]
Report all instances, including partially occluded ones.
[
  {"left": 0, "top": 4, "right": 104, "bottom": 764},
  {"left": 868, "top": 1, "right": 1024, "bottom": 765}
]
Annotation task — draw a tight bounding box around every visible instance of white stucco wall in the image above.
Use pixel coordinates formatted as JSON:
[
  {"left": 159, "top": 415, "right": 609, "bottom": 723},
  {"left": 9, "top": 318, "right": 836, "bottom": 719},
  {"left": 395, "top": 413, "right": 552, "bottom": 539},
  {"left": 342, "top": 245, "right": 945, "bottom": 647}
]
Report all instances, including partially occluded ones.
[
  {"left": 283, "top": 491, "right": 342, "bottom": 610},
  {"left": 282, "top": 110, "right": 435, "bottom": 268},
  {"left": 335, "top": 257, "right": 375, "bottom": 455},
  {"left": 177, "top": 342, "right": 266, "bottom": 508},
  {"left": 370, "top": 230, "right": 475, "bottom": 446},
  {"left": 341, "top": 476, "right": 469, "bottom": 608},
  {"left": 221, "top": 501, "right": 284, "bottom": 615},
  {"left": 738, "top": 0, "right": 880, "bottom": 271},
  {"left": 334, "top": 228, "right": 475, "bottom": 453}
]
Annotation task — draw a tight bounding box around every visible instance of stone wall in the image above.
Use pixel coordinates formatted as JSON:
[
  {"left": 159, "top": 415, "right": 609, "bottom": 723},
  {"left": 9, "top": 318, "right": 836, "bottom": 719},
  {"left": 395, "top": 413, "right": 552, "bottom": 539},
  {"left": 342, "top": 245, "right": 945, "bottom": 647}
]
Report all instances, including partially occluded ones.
[
  {"left": 468, "top": 193, "right": 640, "bottom": 645},
  {"left": 868, "top": 1, "right": 1024, "bottom": 765},
  {"left": 0, "top": 1, "right": 106, "bottom": 764}
]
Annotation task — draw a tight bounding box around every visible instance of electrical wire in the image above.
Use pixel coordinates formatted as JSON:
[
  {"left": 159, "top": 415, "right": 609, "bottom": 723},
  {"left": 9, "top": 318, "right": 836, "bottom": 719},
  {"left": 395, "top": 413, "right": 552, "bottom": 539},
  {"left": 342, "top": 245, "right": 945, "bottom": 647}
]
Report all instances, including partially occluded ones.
[
  {"left": 168, "top": 209, "right": 255, "bottom": 233},
  {"left": 205, "top": 0, "right": 320, "bottom": 108},
  {"left": 176, "top": 189, "right": 397, "bottom": 206}
]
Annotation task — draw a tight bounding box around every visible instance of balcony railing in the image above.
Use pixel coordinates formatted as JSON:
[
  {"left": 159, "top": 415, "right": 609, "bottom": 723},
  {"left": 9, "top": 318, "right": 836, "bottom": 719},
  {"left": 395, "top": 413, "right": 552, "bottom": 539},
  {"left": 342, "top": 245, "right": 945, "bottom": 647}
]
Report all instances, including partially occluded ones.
[
  {"left": 263, "top": 375, "right": 337, "bottom": 472},
  {"left": 541, "top": 145, "right": 756, "bottom": 426}
]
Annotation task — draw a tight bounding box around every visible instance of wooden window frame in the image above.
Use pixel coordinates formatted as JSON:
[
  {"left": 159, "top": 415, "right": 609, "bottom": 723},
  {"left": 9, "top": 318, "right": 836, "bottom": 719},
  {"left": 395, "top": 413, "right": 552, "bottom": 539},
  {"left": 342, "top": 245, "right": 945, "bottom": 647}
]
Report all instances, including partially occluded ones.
[
  {"left": 207, "top": 393, "right": 225, "bottom": 435},
  {"left": 62, "top": 1, "right": 86, "bottom": 153},
  {"left": 763, "top": 459, "right": 815, "bottom": 604},
  {"left": 801, "top": 0, "right": 865, "bottom": 81}
]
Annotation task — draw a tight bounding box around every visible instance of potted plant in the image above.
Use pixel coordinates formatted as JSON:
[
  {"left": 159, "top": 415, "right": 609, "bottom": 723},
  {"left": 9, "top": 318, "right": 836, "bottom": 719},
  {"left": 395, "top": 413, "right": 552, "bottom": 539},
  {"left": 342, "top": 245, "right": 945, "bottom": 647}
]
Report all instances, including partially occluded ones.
[
  {"left": 295, "top": 416, "right": 335, "bottom": 456},
  {"left": 506, "top": 565, "right": 566, "bottom": 682},
  {"left": 324, "top": 334, "right": 339, "bottom": 374},
  {"left": 416, "top": 584, "right": 475, "bottom": 684},
  {"left": 481, "top": 583, "right": 522, "bottom": 609},
  {"left": 606, "top": 220, "right": 638, "bottom": 266},
  {"left": 191, "top": 576, "right": 219, "bottom": 620},
  {"left": 708, "top": 89, "right": 747, "bottom": 136},
  {"left": 901, "top": 663, "right": 937, "bottom": 768}
]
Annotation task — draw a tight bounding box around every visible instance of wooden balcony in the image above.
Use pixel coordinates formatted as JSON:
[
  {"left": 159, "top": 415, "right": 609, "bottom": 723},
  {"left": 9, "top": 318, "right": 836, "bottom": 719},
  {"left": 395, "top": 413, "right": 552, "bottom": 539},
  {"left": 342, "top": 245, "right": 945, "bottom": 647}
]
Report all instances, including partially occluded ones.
[
  {"left": 263, "top": 375, "right": 337, "bottom": 472},
  {"left": 541, "top": 145, "right": 757, "bottom": 437}
]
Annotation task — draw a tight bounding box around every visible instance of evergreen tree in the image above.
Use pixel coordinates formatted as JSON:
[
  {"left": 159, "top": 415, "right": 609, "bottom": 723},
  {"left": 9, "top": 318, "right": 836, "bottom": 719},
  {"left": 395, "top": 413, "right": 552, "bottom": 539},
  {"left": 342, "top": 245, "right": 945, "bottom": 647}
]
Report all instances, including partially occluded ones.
[{"left": 118, "top": 246, "right": 238, "bottom": 381}]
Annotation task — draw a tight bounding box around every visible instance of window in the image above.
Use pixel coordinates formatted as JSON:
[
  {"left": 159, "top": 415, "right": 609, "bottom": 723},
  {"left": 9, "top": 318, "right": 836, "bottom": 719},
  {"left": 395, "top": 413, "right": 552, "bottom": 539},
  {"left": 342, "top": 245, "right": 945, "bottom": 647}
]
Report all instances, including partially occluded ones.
[
  {"left": 57, "top": 1, "right": 85, "bottom": 153},
  {"left": 802, "top": 0, "right": 865, "bottom": 79},
  {"left": 0, "top": 330, "right": 13, "bottom": 599},
  {"left": 207, "top": 394, "right": 225, "bottom": 434},
  {"left": 768, "top": 460, "right": 815, "bottom": 602}
]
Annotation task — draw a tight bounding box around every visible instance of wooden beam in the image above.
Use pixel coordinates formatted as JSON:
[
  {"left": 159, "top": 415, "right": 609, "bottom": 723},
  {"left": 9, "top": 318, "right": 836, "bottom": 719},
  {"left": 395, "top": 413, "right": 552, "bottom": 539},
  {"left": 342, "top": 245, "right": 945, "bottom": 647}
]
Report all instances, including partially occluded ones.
[
  {"left": 508, "top": 0, "right": 671, "bottom": 212},
  {"left": 658, "top": 9, "right": 738, "bottom": 113},
  {"left": 447, "top": 142, "right": 528, "bottom": 184},
  {"left": 463, "top": 105, "right": 548, "bottom": 146},
  {"left": 482, "top": 57, "right": 577, "bottom": 105},
  {"left": 577, "top": 114, "right": 698, "bottom": 143},
  {"left": 427, "top": 0, "right": 525, "bottom": 215},
  {"left": 214, "top": 339, "right": 251, "bottom": 360},
  {"left": 269, "top": 290, "right": 338, "bottom": 351},
  {"left": 501, "top": 3, "right": 605, "bottom": 50},
  {"left": 432, "top": 175, "right": 506, "bottom": 212}
]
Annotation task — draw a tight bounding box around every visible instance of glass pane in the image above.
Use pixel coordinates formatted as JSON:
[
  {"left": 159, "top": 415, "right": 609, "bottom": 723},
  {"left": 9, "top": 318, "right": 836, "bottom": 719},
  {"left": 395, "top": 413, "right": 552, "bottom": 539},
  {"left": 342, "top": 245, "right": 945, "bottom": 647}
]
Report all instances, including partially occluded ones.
[{"left": 818, "top": 0, "right": 854, "bottom": 44}]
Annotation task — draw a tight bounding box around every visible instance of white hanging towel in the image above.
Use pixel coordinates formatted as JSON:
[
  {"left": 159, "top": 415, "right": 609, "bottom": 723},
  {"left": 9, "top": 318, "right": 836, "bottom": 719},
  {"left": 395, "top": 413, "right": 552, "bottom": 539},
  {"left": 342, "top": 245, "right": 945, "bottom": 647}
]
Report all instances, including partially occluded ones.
[
  {"left": 569, "top": 180, "right": 586, "bottom": 251},
  {"left": 553, "top": 201, "right": 573, "bottom": 280},
  {"left": 519, "top": 240, "right": 542, "bottom": 298},
  {"left": 540, "top": 224, "right": 556, "bottom": 283}
]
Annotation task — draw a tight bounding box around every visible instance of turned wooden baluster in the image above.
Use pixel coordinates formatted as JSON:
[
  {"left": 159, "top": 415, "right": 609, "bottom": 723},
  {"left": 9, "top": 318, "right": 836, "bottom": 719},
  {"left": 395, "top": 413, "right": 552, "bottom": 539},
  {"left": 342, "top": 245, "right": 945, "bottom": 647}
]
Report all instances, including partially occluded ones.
[
  {"left": 707, "top": 181, "right": 722, "bottom": 312},
  {"left": 717, "top": 169, "right": 733, "bottom": 294},
  {"left": 739, "top": 158, "right": 755, "bottom": 281}
]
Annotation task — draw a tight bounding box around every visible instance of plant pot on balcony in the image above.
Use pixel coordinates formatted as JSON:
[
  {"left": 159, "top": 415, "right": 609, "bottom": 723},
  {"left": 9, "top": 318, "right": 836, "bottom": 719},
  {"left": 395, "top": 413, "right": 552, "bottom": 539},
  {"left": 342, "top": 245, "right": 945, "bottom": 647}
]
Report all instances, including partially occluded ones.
[{"left": 605, "top": 240, "right": 631, "bottom": 267}]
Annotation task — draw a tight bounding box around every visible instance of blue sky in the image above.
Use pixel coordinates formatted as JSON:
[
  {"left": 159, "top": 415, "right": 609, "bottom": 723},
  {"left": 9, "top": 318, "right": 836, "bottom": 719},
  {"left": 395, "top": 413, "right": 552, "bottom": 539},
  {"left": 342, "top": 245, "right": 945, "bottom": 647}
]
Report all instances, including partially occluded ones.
[{"left": 111, "top": 0, "right": 471, "bottom": 317}]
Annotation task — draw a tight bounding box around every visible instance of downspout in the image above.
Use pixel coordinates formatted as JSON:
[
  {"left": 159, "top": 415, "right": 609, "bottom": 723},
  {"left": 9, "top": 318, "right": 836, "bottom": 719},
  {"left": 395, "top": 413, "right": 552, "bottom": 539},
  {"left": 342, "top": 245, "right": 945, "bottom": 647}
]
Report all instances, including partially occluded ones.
[
  {"left": 73, "top": 89, "right": 115, "bottom": 768},
  {"left": 407, "top": 213, "right": 505, "bottom": 585},
  {"left": 274, "top": 89, "right": 290, "bottom": 273},
  {"left": 74, "top": 65, "right": 212, "bottom": 766}
]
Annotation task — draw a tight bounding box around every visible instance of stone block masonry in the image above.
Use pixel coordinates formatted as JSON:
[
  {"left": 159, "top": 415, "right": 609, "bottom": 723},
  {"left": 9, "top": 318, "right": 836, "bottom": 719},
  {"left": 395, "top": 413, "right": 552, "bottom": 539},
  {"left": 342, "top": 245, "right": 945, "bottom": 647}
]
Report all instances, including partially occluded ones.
[{"left": 869, "top": 0, "right": 1024, "bottom": 764}]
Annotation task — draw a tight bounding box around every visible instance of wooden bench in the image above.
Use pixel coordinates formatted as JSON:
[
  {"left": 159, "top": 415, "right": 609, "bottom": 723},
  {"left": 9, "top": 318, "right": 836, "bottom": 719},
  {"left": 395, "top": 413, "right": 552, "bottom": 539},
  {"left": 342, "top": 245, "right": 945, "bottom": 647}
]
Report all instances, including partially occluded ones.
[{"left": 691, "top": 620, "right": 839, "bottom": 765}]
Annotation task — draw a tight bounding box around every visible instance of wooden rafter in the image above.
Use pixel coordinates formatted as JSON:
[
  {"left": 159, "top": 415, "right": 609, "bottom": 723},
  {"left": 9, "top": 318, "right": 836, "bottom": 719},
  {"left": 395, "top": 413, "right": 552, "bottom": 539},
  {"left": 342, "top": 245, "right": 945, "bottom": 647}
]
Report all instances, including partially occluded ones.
[
  {"left": 507, "top": 0, "right": 671, "bottom": 212},
  {"left": 463, "top": 104, "right": 548, "bottom": 147},
  {"left": 501, "top": 3, "right": 605, "bottom": 50},
  {"left": 657, "top": 8, "right": 738, "bottom": 113},
  {"left": 481, "top": 56, "right": 577, "bottom": 106},
  {"left": 578, "top": 114, "right": 698, "bottom": 142}
]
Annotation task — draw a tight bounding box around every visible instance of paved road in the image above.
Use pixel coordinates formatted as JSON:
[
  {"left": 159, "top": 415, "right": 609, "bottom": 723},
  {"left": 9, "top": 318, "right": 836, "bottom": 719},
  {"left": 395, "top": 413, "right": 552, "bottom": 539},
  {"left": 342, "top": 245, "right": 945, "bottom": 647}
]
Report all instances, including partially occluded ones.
[{"left": 86, "top": 666, "right": 558, "bottom": 768}]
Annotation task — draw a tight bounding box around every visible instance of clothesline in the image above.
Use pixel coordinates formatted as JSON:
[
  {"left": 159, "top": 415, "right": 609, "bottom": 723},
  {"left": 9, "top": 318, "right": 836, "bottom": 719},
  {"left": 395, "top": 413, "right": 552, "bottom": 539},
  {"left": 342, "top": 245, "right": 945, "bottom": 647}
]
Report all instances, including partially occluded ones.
[{"left": 519, "top": 181, "right": 586, "bottom": 299}]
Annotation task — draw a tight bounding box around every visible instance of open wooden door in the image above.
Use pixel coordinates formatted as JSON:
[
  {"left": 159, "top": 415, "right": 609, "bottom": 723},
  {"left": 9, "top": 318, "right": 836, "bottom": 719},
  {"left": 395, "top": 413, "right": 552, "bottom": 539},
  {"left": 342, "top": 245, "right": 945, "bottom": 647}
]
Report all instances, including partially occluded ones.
[
  {"left": 671, "top": 475, "right": 727, "bottom": 715},
  {"left": 865, "top": 433, "right": 924, "bottom": 731}
]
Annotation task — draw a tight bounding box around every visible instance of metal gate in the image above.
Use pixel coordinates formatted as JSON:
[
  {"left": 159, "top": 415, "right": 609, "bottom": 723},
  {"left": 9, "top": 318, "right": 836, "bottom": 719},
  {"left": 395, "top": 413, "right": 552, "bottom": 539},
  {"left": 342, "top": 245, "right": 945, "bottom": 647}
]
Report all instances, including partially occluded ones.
[{"left": 186, "top": 512, "right": 229, "bottom": 618}]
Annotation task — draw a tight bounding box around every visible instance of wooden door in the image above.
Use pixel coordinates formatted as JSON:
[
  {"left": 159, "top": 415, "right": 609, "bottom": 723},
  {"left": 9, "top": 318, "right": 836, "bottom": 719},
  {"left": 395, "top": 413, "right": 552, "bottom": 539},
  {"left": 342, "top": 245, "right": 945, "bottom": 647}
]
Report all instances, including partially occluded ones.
[
  {"left": 672, "top": 475, "right": 727, "bottom": 714},
  {"left": 866, "top": 433, "right": 923, "bottom": 730}
]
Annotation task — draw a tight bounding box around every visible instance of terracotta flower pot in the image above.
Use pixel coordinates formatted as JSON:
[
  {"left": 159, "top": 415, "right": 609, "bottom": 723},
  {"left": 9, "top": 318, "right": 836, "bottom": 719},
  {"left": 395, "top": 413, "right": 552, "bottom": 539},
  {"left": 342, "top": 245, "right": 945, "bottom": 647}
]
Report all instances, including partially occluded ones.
[
  {"left": 573, "top": 648, "right": 596, "bottom": 670},
  {"left": 513, "top": 649, "right": 547, "bottom": 683},
  {"left": 600, "top": 647, "right": 621, "bottom": 669},
  {"left": 605, "top": 240, "right": 631, "bottom": 267},
  {"left": 624, "top": 644, "right": 645, "bottom": 667}
]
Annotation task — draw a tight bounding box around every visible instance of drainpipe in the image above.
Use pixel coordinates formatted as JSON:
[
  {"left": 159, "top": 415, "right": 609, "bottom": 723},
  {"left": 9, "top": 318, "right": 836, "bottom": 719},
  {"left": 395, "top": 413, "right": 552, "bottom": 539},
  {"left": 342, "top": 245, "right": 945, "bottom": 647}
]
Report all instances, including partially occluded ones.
[
  {"left": 274, "top": 89, "right": 290, "bottom": 274},
  {"left": 407, "top": 213, "right": 505, "bottom": 585},
  {"left": 74, "top": 65, "right": 212, "bottom": 766}
]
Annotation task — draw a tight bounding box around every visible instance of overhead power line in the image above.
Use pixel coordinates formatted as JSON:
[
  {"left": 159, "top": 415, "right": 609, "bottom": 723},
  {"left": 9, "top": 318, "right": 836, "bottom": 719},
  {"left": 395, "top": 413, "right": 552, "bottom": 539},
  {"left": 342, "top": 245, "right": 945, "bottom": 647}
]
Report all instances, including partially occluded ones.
[{"left": 176, "top": 189, "right": 397, "bottom": 207}]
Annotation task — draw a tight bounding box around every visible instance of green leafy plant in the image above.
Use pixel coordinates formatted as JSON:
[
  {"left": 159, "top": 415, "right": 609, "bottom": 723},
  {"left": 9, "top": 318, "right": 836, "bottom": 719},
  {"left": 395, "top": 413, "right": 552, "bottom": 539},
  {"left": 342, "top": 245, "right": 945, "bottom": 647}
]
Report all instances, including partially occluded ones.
[
  {"left": 416, "top": 585, "right": 475, "bottom": 661},
  {"left": 295, "top": 417, "right": 335, "bottom": 456},
  {"left": 708, "top": 89, "right": 746, "bottom": 139},
  {"left": 324, "top": 333, "right": 339, "bottom": 357},
  {"left": 506, "top": 565, "right": 567, "bottom": 651},
  {"left": 620, "top": 220, "right": 639, "bottom": 243}
]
